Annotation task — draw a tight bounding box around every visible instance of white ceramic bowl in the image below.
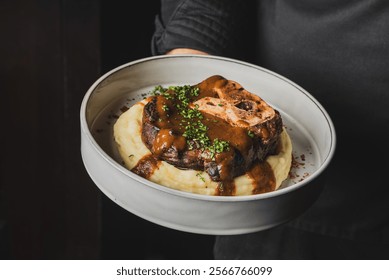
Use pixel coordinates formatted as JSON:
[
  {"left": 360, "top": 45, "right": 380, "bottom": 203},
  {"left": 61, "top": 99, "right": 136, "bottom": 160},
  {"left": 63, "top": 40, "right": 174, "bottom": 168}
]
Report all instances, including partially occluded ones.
[{"left": 80, "top": 55, "right": 336, "bottom": 235}]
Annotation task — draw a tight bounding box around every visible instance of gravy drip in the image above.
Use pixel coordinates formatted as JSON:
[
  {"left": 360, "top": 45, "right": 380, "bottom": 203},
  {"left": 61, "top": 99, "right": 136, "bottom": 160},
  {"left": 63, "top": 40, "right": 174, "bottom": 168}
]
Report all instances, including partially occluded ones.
[
  {"left": 248, "top": 161, "right": 276, "bottom": 194},
  {"left": 131, "top": 154, "right": 160, "bottom": 179}
]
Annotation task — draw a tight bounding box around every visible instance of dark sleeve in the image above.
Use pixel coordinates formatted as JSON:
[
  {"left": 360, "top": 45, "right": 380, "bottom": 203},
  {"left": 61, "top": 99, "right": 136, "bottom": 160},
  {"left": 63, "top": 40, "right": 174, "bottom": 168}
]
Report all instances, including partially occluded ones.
[{"left": 151, "top": 0, "right": 255, "bottom": 58}]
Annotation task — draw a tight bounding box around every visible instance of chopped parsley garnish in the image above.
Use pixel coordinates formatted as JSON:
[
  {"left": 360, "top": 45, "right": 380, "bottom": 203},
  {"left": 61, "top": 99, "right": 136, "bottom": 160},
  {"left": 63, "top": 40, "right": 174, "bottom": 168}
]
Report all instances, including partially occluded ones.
[
  {"left": 151, "top": 85, "right": 167, "bottom": 95},
  {"left": 208, "top": 138, "right": 230, "bottom": 160},
  {"left": 196, "top": 172, "right": 206, "bottom": 182},
  {"left": 151, "top": 85, "right": 173, "bottom": 99},
  {"left": 247, "top": 130, "right": 255, "bottom": 138},
  {"left": 150, "top": 84, "right": 230, "bottom": 160}
]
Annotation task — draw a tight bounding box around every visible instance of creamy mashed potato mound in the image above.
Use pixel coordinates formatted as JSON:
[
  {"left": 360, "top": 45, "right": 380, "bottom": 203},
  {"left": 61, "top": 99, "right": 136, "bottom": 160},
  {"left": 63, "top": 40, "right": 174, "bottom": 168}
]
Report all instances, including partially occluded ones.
[{"left": 114, "top": 100, "right": 292, "bottom": 196}]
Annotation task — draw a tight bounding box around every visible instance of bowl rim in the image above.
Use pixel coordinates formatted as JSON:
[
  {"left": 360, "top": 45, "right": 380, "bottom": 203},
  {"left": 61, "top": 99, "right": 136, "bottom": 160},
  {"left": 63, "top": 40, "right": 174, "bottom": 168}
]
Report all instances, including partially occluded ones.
[{"left": 80, "top": 54, "right": 336, "bottom": 202}]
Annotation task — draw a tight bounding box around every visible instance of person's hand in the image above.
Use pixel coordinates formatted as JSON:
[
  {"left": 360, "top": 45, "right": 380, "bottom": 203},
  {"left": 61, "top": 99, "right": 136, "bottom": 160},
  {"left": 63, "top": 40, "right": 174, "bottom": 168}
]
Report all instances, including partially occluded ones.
[{"left": 166, "top": 48, "right": 209, "bottom": 55}]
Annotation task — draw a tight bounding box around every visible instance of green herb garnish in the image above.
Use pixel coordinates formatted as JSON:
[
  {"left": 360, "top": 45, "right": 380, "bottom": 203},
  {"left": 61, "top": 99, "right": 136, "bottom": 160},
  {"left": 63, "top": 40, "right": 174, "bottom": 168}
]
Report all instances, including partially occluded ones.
[
  {"left": 150, "top": 85, "right": 230, "bottom": 159},
  {"left": 208, "top": 138, "right": 230, "bottom": 160},
  {"left": 196, "top": 172, "right": 206, "bottom": 182}
]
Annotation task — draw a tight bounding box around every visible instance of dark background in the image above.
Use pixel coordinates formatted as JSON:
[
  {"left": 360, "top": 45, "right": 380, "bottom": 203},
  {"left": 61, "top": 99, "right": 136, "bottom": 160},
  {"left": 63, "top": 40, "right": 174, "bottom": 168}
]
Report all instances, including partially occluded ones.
[{"left": 1, "top": 0, "right": 215, "bottom": 259}]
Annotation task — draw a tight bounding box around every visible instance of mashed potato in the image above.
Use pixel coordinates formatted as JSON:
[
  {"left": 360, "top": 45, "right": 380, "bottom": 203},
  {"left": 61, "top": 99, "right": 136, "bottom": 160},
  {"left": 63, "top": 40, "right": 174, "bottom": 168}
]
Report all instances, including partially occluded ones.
[{"left": 114, "top": 100, "right": 292, "bottom": 196}]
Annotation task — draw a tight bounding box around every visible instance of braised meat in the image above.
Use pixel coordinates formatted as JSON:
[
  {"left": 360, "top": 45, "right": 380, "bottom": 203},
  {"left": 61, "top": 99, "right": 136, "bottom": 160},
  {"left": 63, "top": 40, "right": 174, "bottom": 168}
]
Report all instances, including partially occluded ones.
[{"left": 141, "top": 75, "right": 283, "bottom": 182}]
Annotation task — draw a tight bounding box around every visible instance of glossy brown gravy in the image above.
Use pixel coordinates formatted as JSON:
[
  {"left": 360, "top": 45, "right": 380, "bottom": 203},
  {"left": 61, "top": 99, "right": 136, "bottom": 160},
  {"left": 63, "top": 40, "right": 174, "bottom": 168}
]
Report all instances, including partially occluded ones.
[
  {"left": 249, "top": 161, "right": 276, "bottom": 194},
  {"left": 133, "top": 77, "right": 279, "bottom": 196},
  {"left": 215, "top": 160, "right": 276, "bottom": 195},
  {"left": 131, "top": 154, "right": 160, "bottom": 179},
  {"left": 131, "top": 154, "right": 276, "bottom": 195}
]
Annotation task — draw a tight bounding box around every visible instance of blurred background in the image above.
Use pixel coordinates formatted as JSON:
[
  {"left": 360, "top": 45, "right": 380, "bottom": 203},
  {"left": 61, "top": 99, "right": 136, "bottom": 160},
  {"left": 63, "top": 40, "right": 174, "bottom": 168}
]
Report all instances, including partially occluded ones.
[{"left": 0, "top": 0, "right": 215, "bottom": 259}]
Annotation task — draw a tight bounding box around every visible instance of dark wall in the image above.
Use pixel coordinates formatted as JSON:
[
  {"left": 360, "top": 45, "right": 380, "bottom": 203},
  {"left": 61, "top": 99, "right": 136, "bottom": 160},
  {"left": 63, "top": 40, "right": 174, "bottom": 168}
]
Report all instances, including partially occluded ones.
[
  {"left": 101, "top": 1, "right": 158, "bottom": 70},
  {"left": 1, "top": 0, "right": 101, "bottom": 259},
  {"left": 0, "top": 0, "right": 214, "bottom": 260},
  {"left": 99, "top": 0, "right": 215, "bottom": 260}
]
